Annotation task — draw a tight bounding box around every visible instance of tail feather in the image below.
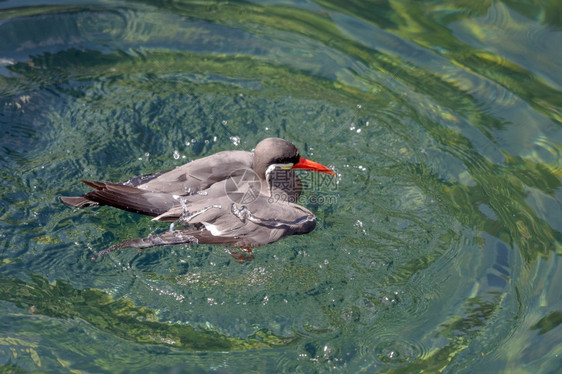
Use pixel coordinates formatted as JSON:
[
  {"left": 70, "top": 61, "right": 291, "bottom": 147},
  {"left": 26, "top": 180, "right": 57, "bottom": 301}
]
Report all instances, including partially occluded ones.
[
  {"left": 81, "top": 181, "right": 178, "bottom": 217},
  {"left": 60, "top": 180, "right": 179, "bottom": 217}
]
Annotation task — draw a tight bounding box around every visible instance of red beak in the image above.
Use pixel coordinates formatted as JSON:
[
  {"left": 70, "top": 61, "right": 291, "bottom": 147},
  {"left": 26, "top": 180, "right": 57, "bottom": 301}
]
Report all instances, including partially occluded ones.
[{"left": 293, "top": 157, "right": 335, "bottom": 175}]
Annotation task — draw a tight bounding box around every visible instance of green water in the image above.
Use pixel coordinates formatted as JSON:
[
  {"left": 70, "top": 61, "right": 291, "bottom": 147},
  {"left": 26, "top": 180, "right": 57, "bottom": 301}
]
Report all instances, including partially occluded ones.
[{"left": 1, "top": 0, "right": 561, "bottom": 372}]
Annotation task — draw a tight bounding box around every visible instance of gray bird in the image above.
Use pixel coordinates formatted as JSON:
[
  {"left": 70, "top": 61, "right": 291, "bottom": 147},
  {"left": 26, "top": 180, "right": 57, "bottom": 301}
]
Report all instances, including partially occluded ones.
[{"left": 61, "top": 138, "right": 335, "bottom": 259}]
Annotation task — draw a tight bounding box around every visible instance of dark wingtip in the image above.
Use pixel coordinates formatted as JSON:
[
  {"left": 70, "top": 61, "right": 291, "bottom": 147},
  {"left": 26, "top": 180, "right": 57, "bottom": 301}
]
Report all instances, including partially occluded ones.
[
  {"left": 91, "top": 231, "right": 200, "bottom": 260},
  {"left": 81, "top": 180, "right": 106, "bottom": 190},
  {"left": 60, "top": 196, "right": 99, "bottom": 208}
]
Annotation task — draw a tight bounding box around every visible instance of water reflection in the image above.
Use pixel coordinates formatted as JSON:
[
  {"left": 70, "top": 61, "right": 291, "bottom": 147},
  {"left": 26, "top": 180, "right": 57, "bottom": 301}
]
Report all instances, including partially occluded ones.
[{"left": 0, "top": 0, "right": 561, "bottom": 372}]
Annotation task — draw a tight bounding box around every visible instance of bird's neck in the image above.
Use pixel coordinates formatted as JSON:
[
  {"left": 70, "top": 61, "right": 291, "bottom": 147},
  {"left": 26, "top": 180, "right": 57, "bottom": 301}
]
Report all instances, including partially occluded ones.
[{"left": 264, "top": 165, "right": 301, "bottom": 203}]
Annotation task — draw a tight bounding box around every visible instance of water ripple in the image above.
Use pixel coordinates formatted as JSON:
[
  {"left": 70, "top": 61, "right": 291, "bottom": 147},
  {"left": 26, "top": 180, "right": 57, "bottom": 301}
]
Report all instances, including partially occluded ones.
[
  {"left": 0, "top": 0, "right": 560, "bottom": 372},
  {"left": 76, "top": 9, "right": 127, "bottom": 43},
  {"left": 372, "top": 335, "right": 428, "bottom": 366}
]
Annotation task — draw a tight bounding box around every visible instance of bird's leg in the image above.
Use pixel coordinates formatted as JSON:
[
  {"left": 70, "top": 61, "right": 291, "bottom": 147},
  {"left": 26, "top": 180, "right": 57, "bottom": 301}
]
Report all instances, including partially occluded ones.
[
  {"left": 91, "top": 231, "right": 198, "bottom": 260},
  {"left": 226, "top": 246, "right": 254, "bottom": 264}
]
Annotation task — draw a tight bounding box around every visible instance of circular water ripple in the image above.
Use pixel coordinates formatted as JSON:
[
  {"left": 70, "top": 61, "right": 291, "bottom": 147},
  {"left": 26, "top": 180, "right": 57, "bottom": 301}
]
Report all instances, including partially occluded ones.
[
  {"left": 530, "top": 135, "right": 562, "bottom": 178},
  {"left": 372, "top": 335, "right": 427, "bottom": 366},
  {"left": 361, "top": 282, "right": 434, "bottom": 325},
  {"left": 0, "top": 0, "right": 560, "bottom": 372},
  {"left": 77, "top": 10, "right": 127, "bottom": 43}
]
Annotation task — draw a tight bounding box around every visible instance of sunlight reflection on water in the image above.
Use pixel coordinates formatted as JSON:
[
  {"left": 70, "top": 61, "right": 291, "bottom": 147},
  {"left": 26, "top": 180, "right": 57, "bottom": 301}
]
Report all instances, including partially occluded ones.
[{"left": 0, "top": 0, "right": 561, "bottom": 372}]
